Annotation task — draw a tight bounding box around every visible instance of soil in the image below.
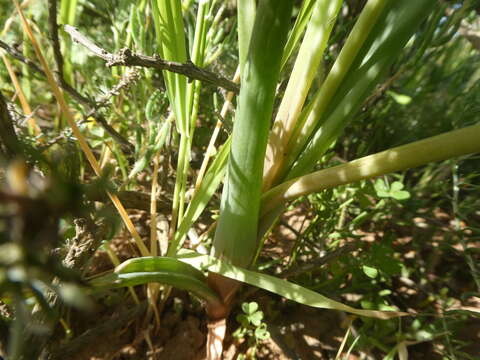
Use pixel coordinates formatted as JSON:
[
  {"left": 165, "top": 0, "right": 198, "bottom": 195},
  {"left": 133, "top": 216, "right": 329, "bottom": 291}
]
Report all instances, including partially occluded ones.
[{"left": 47, "top": 206, "right": 480, "bottom": 360}]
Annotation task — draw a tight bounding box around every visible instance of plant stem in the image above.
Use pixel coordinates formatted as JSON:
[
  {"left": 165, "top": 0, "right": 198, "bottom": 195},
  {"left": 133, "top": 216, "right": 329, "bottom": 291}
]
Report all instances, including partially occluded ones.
[
  {"left": 212, "top": 0, "right": 293, "bottom": 268},
  {"left": 208, "top": 0, "right": 293, "bottom": 319},
  {"left": 262, "top": 123, "right": 480, "bottom": 215}
]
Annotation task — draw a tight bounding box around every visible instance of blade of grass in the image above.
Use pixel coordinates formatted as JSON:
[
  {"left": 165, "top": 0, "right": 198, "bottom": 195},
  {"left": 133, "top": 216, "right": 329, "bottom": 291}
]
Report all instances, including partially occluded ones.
[
  {"left": 335, "top": 318, "right": 353, "bottom": 360},
  {"left": 105, "top": 242, "right": 140, "bottom": 304},
  {"left": 151, "top": 0, "right": 190, "bottom": 237},
  {"left": 168, "top": 137, "right": 231, "bottom": 256},
  {"left": 60, "top": 0, "right": 78, "bottom": 27},
  {"left": 263, "top": 0, "right": 343, "bottom": 190},
  {"left": 92, "top": 271, "right": 222, "bottom": 307},
  {"left": 180, "top": 0, "right": 213, "bottom": 231},
  {"left": 59, "top": 0, "right": 78, "bottom": 85},
  {"left": 280, "top": 0, "right": 316, "bottom": 71},
  {"left": 151, "top": 0, "right": 188, "bottom": 135},
  {"left": 148, "top": 152, "right": 161, "bottom": 327},
  {"left": 91, "top": 256, "right": 222, "bottom": 307},
  {"left": 1, "top": 11, "right": 41, "bottom": 136},
  {"left": 194, "top": 67, "right": 240, "bottom": 193},
  {"left": 115, "top": 256, "right": 207, "bottom": 282},
  {"left": 286, "top": 0, "right": 437, "bottom": 180},
  {"left": 276, "top": 0, "right": 388, "bottom": 183},
  {"left": 150, "top": 153, "right": 160, "bottom": 256},
  {"left": 1, "top": 54, "right": 41, "bottom": 136}
]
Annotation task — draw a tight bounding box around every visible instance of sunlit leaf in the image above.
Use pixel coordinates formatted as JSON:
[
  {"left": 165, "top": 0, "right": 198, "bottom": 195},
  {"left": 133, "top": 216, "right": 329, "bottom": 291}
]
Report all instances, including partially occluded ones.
[
  {"left": 363, "top": 265, "right": 379, "bottom": 279},
  {"left": 387, "top": 90, "right": 412, "bottom": 105},
  {"left": 90, "top": 256, "right": 222, "bottom": 306},
  {"left": 178, "top": 250, "right": 408, "bottom": 319}
]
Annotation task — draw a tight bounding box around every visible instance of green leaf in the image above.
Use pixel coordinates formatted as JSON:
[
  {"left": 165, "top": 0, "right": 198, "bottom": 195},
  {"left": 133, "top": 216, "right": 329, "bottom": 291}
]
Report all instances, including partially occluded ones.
[
  {"left": 379, "top": 289, "right": 392, "bottom": 297},
  {"left": 391, "top": 190, "right": 410, "bottom": 200},
  {"left": 390, "top": 181, "right": 410, "bottom": 200},
  {"left": 363, "top": 265, "right": 379, "bottom": 279},
  {"left": 374, "top": 179, "right": 390, "bottom": 198},
  {"left": 238, "top": 0, "right": 256, "bottom": 76},
  {"left": 236, "top": 314, "right": 249, "bottom": 328},
  {"left": 255, "top": 325, "right": 270, "bottom": 340},
  {"left": 280, "top": 0, "right": 316, "bottom": 71},
  {"left": 242, "top": 301, "right": 259, "bottom": 315},
  {"left": 387, "top": 90, "right": 412, "bottom": 105},
  {"left": 383, "top": 346, "right": 398, "bottom": 360},
  {"left": 249, "top": 311, "right": 263, "bottom": 326},
  {"left": 213, "top": 0, "right": 294, "bottom": 267},
  {"left": 178, "top": 250, "right": 408, "bottom": 319},
  {"left": 168, "top": 137, "right": 231, "bottom": 255},
  {"left": 390, "top": 181, "right": 404, "bottom": 192},
  {"left": 115, "top": 256, "right": 206, "bottom": 282},
  {"left": 285, "top": 0, "right": 439, "bottom": 180},
  {"left": 151, "top": 0, "right": 189, "bottom": 135},
  {"left": 374, "top": 180, "right": 410, "bottom": 200},
  {"left": 90, "top": 256, "right": 221, "bottom": 306},
  {"left": 261, "top": 124, "right": 480, "bottom": 215}
]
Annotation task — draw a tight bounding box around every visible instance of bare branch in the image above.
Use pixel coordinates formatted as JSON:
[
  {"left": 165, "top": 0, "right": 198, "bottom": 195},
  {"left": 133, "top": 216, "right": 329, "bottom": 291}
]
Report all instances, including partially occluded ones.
[
  {"left": 0, "top": 38, "right": 135, "bottom": 154},
  {"left": 0, "top": 92, "right": 22, "bottom": 159},
  {"left": 46, "top": 1, "right": 135, "bottom": 154},
  {"left": 0, "top": 39, "right": 43, "bottom": 74},
  {"left": 63, "top": 25, "right": 240, "bottom": 94},
  {"left": 47, "top": 0, "right": 64, "bottom": 80}
]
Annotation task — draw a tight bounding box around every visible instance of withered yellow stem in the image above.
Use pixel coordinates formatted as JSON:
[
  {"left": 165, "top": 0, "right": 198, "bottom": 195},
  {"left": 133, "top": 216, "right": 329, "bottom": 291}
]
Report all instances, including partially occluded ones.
[
  {"left": 14, "top": 0, "right": 149, "bottom": 257},
  {"left": 1, "top": 13, "right": 40, "bottom": 136},
  {"left": 1, "top": 55, "right": 41, "bottom": 136}
]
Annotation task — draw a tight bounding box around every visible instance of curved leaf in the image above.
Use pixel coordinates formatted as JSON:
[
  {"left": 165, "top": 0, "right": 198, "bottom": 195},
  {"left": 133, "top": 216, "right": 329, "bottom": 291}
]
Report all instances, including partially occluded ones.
[
  {"left": 177, "top": 250, "right": 408, "bottom": 320},
  {"left": 115, "top": 256, "right": 206, "bottom": 282},
  {"left": 91, "top": 256, "right": 221, "bottom": 306}
]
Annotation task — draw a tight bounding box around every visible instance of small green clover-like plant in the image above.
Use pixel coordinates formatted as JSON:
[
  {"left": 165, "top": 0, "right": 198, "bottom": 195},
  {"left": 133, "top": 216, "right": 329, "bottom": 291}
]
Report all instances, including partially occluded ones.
[
  {"left": 374, "top": 178, "right": 410, "bottom": 200},
  {"left": 233, "top": 302, "right": 270, "bottom": 357}
]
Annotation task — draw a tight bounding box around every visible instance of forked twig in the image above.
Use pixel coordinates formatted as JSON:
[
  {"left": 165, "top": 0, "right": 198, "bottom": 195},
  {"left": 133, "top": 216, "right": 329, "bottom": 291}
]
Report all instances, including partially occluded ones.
[{"left": 63, "top": 25, "right": 240, "bottom": 94}]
